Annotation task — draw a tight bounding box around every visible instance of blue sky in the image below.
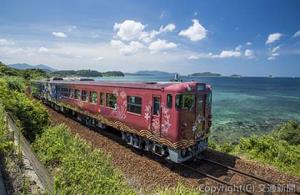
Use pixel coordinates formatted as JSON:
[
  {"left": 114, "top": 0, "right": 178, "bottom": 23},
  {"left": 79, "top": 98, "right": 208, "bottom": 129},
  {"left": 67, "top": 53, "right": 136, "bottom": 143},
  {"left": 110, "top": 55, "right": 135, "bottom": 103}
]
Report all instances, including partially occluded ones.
[{"left": 0, "top": 0, "right": 300, "bottom": 76}]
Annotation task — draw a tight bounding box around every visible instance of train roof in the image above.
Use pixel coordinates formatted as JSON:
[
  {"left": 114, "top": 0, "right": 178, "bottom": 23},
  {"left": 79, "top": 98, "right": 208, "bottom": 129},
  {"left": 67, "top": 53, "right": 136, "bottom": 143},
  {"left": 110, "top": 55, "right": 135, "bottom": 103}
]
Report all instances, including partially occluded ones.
[{"left": 36, "top": 80, "right": 209, "bottom": 92}]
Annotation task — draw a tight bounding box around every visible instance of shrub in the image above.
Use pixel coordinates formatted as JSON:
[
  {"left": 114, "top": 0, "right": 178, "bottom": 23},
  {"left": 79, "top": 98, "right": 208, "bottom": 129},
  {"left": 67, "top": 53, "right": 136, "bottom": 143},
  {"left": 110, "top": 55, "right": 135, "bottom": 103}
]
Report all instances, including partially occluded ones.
[
  {"left": 32, "top": 124, "right": 136, "bottom": 194},
  {"left": 235, "top": 135, "right": 300, "bottom": 176},
  {"left": 273, "top": 120, "right": 300, "bottom": 145},
  {"left": 0, "top": 78, "right": 49, "bottom": 142}
]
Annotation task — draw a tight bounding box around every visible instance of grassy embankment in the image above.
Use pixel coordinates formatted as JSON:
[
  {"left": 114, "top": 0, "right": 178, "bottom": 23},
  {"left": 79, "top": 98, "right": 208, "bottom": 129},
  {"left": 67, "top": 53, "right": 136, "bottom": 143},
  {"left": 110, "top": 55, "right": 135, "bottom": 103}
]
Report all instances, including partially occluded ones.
[
  {"left": 210, "top": 121, "right": 300, "bottom": 176},
  {"left": 0, "top": 62, "right": 199, "bottom": 194}
]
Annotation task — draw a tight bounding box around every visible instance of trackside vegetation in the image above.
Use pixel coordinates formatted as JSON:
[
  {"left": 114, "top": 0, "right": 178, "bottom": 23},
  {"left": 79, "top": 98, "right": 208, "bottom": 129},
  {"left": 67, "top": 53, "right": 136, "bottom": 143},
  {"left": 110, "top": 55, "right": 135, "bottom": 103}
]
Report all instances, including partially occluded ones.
[
  {"left": 210, "top": 120, "right": 300, "bottom": 176},
  {"left": 0, "top": 77, "right": 49, "bottom": 142},
  {"left": 0, "top": 104, "right": 12, "bottom": 154},
  {"left": 32, "top": 124, "right": 136, "bottom": 194}
]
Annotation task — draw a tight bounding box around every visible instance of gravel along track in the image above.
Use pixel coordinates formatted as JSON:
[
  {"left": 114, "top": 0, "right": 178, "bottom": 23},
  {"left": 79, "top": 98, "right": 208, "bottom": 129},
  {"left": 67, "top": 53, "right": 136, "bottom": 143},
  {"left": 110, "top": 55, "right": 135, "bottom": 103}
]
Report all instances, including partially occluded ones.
[{"left": 47, "top": 107, "right": 300, "bottom": 194}]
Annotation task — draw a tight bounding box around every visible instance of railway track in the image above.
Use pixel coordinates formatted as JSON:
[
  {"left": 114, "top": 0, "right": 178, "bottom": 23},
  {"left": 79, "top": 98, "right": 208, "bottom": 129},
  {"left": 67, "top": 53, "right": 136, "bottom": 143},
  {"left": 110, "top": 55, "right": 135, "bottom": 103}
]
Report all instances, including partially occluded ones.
[
  {"left": 47, "top": 106, "right": 300, "bottom": 194},
  {"left": 178, "top": 158, "right": 300, "bottom": 195}
]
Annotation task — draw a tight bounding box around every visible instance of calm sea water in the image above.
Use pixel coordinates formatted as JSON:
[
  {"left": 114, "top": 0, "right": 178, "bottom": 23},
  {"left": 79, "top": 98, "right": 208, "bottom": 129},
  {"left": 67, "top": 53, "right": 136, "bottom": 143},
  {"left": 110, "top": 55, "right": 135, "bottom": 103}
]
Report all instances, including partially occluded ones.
[{"left": 96, "top": 75, "right": 300, "bottom": 143}]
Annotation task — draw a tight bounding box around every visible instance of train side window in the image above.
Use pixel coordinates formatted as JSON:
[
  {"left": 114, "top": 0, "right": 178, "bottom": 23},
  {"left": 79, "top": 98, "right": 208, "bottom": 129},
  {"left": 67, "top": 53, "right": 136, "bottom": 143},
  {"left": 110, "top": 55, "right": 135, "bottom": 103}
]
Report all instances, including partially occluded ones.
[
  {"left": 69, "top": 89, "right": 74, "bottom": 98},
  {"left": 153, "top": 96, "right": 160, "bottom": 115},
  {"left": 127, "top": 96, "right": 142, "bottom": 114},
  {"left": 167, "top": 94, "right": 172, "bottom": 108},
  {"left": 100, "top": 92, "right": 105, "bottom": 105},
  {"left": 89, "top": 91, "right": 97, "bottom": 104},
  {"left": 74, "top": 89, "right": 80, "bottom": 100},
  {"left": 81, "top": 90, "right": 88, "bottom": 101},
  {"left": 106, "top": 93, "right": 117, "bottom": 108}
]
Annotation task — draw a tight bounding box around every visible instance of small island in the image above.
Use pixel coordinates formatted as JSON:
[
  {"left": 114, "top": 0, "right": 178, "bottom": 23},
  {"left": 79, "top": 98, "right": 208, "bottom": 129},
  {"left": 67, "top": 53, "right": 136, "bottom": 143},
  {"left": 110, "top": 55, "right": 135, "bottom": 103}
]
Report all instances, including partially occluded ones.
[
  {"left": 189, "top": 72, "right": 222, "bottom": 77},
  {"left": 230, "top": 74, "right": 242, "bottom": 78}
]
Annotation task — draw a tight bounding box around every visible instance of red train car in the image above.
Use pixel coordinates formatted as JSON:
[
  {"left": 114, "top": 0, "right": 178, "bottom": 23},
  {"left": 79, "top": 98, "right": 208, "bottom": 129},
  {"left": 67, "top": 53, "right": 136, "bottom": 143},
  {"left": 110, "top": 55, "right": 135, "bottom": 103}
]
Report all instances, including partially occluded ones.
[{"left": 32, "top": 79, "right": 212, "bottom": 163}]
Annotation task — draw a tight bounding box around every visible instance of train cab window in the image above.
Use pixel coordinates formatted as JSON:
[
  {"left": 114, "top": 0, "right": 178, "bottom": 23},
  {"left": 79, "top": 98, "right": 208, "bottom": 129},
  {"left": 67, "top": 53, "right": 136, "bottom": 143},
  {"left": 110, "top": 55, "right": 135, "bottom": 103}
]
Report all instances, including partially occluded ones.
[
  {"left": 106, "top": 93, "right": 117, "bottom": 108},
  {"left": 74, "top": 89, "right": 81, "bottom": 100},
  {"left": 127, "top": 96, "right": 142, "bottom": 114},
  {"left": 176, "top": 94, "right": 195, "bottom": 111},
  {"left": 81, "top": 90, "right": 88, "bottom": 101},
  {"left": 167, "top": 94, "right": 172, "bottom": 108},
  {"left": 153, "top": 96, "right": 160, "bottom": 115},
  {"left": 89, "top": 91, "right": 97, "bottom": 104},
  {"left": 100, "top": 92, "right": 105, "bottom": 106},
  {"left": 197, "top": 95, "right": 204, "bottom": 115}
]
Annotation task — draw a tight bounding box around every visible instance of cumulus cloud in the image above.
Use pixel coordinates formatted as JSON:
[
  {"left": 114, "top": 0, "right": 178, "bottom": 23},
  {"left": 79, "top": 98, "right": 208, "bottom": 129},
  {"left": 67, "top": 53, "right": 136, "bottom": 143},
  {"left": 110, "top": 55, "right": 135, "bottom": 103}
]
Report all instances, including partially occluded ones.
[
  {"left": 244, "top": 49, "right": 255, "bottom": 58},
  {"left": 179, "top": 19, "right": 207, "bottom": 41},
  {"left": 52, "top": 32, "right": 68, "bottom": 38},
  {"left": 0, "top": 38, "right": 15, "bottom": 46},
  {"left": 110, "top": 40, "right": 145, "bottom": 55},
  {"left": 293, "top": 30, "right": 300, "bottom": 38},
  {"left": 113, "top": 20, "right": 175, "bottom": 44},
  {"left": 148, "top": 39, "right": 177, "bottom": 53},
  {"left": 114, "top": 20, "right": 145, "bottom": 41},
  {"left": 219, "top": 50, "right": 241, "bottom": 58},
  {"left": 265, "top": 33, "right": 282, "bottom": 44}
]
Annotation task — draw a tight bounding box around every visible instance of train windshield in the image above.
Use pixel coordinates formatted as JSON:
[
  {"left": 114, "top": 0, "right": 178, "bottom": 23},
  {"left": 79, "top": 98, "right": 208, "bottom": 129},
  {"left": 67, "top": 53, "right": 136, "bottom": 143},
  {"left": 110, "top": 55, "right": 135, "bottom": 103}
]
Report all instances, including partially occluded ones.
[{"left": 175, "top": 94, "right": 195, "bottom": 111}]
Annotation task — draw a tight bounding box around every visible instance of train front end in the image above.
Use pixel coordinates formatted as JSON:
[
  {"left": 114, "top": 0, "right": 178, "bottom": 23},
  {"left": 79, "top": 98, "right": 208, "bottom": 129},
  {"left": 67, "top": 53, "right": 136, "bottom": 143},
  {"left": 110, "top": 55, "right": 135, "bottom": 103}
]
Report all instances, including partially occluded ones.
[{"left": 168, "top": 82, "right": 212, "bottom": 163}]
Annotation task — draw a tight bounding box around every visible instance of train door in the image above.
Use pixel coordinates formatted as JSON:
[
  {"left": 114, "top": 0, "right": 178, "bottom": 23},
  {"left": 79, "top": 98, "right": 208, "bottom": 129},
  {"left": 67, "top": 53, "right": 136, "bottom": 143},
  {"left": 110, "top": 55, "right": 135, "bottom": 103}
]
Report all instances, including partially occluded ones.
[
  {"left": 178, "top": 94, "right": 196, "bottom": 140},
  {"left": 195, "top": 94, "right": 205, "bottom": 133},
  {"left": 151, "top": 95, "right": 161, "bottom": 135}
]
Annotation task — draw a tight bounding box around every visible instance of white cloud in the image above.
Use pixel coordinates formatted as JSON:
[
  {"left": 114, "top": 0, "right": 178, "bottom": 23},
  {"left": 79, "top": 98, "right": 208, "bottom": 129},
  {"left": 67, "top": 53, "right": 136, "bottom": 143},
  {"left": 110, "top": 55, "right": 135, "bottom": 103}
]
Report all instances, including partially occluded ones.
[
  {"left": 148, "top": 39, "right": 177, "bottom": 53},
  {"left": 219, "top": 50, "right": 241, "bottom": 58},
  {"left": 148, "top": 23, "right": 176, "bottom": 40},
  {"left": 188, "top": 53, "right": 213, "bottom": 60},
  {"left": 246, "top": 42, "right": 252, "bottom": 46},
  {"left": 113, "top": 20, "right": 175, "bottom": 44},
  {"left": 267, "top": 56, "right": 275, "bottom": 60},
  {"left": 244, "top": 49, "right": 255, "bottom": 58},
  {"left": 265, "top": 33, "right": 282, "bottom": 44},
  {"left": 293, "top": 30, "right": 300, "bottom": 38},
  {"left": 52, "top": 32, "right": 67, "bottom": 38},
  {"left": 188, "top": 49, "right": 241, "bottom": 59},
  {"left": 0, "top": 39, "right": 15, "bottom": 46},
  {"left": 271, "top": 46, "right": 280, "bottom": 53},
  {"left": 38, "top": 47, "right": 49, "bottom": 53},
  {"left": 179, "top": 19, "right": 207, "bottom": 41},
  {"left": 110, "top": 40, "right": 145, "bottom": 55},
  {"left": 113, "top": 20, "right": 145, "bottom": 41},
  {"left": 267, "top": 46, "right": 280, "bottom": 60}
]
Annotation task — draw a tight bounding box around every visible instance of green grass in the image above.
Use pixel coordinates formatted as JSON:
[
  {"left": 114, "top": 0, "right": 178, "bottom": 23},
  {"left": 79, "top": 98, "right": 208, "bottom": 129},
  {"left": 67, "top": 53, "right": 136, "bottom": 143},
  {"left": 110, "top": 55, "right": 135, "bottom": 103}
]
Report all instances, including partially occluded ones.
[
  {"left": 210, "top": 120, "right": 300, "bottom": 176},
  {"left": 32, "top": 124, "right": 136, "bottom": 194}
]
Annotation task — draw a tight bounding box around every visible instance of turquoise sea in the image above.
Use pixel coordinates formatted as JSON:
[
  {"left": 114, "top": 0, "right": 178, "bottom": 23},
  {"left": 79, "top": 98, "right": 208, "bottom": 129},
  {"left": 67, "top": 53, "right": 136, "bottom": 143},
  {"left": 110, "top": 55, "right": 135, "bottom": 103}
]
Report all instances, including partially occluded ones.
[{"left": 96, "top": 75, "right": 300, "bottom": 143}]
